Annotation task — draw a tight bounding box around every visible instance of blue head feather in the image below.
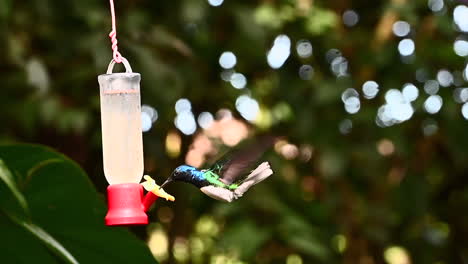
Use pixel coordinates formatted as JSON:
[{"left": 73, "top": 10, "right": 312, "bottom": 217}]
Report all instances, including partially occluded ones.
[
  {"left": 176, "top": 165, "right": 195, "bottom": 173},
  {"left": 171, "top": 165, "right": 207, "bottom": 187}
]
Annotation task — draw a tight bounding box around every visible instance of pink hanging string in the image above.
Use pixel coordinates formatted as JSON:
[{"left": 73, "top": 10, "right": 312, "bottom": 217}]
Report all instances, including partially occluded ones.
[{"left": 108, "top": 0, "right": 123, "bottom": 63}]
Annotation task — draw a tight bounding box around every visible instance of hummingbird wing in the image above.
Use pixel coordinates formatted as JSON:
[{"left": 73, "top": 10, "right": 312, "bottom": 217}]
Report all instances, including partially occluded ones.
[{"left": 208, "top": 135, "right": 276, "bottom": 184}]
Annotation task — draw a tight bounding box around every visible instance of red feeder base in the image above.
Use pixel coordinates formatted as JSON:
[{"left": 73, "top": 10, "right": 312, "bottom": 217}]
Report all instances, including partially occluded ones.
[{"left": 105, "top": 183, "right": 148, "bottom": 226}]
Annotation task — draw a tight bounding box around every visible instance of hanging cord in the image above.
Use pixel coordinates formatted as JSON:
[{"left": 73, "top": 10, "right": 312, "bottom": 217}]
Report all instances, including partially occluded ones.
[{"left": 108, "top": 0, "right": 124, "bottom": 63}]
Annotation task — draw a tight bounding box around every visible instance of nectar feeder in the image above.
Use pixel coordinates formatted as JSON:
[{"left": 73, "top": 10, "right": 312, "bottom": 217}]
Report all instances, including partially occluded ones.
[{"left": 98, "top": 58, "right": 158, "bottom": 226}]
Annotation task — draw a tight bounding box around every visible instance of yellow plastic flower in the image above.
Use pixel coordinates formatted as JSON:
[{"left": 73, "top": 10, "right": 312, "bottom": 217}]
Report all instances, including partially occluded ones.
[{"left": 141, "top": 175, "right": 175, "bottom": 201}]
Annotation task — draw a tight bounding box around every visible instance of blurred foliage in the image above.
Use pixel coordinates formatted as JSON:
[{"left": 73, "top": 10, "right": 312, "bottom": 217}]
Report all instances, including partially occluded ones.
[{"left": 1, "top": 0, "right": 468, "bottom": 263}]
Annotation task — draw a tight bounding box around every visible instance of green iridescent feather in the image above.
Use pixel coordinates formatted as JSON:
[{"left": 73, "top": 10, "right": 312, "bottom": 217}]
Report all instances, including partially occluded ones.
[{"left": 203, "top": 170, "right": 239, "bottom": 190}]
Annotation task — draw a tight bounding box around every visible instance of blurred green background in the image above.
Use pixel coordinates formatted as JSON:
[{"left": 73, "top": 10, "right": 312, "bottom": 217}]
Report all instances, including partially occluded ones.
[{"left": 1, "top": 0, "right": 468, "bottom": 263}]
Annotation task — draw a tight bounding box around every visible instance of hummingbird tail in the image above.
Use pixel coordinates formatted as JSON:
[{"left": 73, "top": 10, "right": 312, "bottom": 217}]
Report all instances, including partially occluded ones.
[
  {"left": 243, "top": 162, "right": 273, "bottom": 184},
  {"left": 200, "top": 162, "right": 273, "bottom": 203},
  {"left": 233, "top": 162, "right": 273, "bottom": 198}
]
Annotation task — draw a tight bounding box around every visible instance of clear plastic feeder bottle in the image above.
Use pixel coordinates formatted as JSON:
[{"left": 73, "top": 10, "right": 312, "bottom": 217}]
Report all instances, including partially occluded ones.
[
  {"left": 98, "top": 59, "right": 157, "bottom": 226},
  {"left": 99, "top": 60, "right": 143, "bottom": 185}
]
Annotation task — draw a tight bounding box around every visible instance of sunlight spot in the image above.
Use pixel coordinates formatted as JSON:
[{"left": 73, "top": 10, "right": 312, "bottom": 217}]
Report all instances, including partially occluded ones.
[
  {"left": 377, "top": 105, "right": 392, "bottom": 125},
  {"left": 398, "top": 39, "right": 415, "bottom": 56},
  {"left": 384, "top": 246, "right": 411, "bottom": 264},
  {"left": 286, "top": 254, "right": 303, "bottom": 264},
  {"left": 388, "top": 102, "right": 413, "bottom": 122},
  {"left": 216, "top": 108, "right": 233, "bottom": 120},
  {"left": 393, "top": 21, "right": 411, "bottom": 37},
  {"left": 26, "top": 58, "right": 49, "bottom": 94},
  {"left": 342, "top": 10, "right": 359, "bottom": 27},
  {"left": 141, "top": 105, "right": 158, "bottom": 132},
  {"left": 208, "top": 0, "right": 224, "bottom": 7},
  {"left": 342, "top": 88, "right": 360, "bottom": 114},
  {"left": 267, "top": 34, "right": 291, "bottom": 69},
  {"left": 376, "top": 117, "right": 388, "bottom": 128},
  {"left": 436, "top": 70, "right": 453, "bottom": 87},
  {"left": 141, "top": 112, "right": 152, "bottom": 132},
  {"left": 215, "top": 118, "right": 249, "bottom": 147},
  {"left": 148, "top": 226, "right": 168, "bottom": 261},
  {"left": 175, "top": 111, "right": 197, "bottom": 135},
  {"left": 428, "top": 0, "right": 444, "bottom": 12},
  {"left": 453, "top": 87, "right": 468, "bottom": 103},
  {"left": 230, "top": 73, "right": 247, "bottom": 89},
  {"left": 196, "top": 215, "right": 219, "bottom": 236},
  {"left": 331, "top": 56, "right": 348, "bottom": 77},
  {"left": 190, "top": 237, "right": 205, "bottom": 257},
  {"left": 332, "top": 234, "right": 347, "bottom": 253},
  {"left": 299, "top": 65, "right": 314, "bottom": 80},
  {"left": 325, "top": 49, "right": 342, "bottom": 63},
  {"left": 255, "top": 106, "right": 273, "bottom": 129},
  {"left": 362, "top": 81, "right": 379, "bottom": 99},
  {"left": 274, "top": 140, "right": 287, "bottom": 153},
  {"left": 296, "top": 40, "right": 313, "bottom": 58},
  {"left": 454, "top": 5, "right": 468, "bottom": 32},
  {"left": 424, "top": 80, "right": 439, "bottom": 95},
  {"left": 342, "top": 88, "right": 359, "bottom": 102},
  {"left": 281, "top": 144, "right": 299, "bottom": 160},
  {"left": 377, "top": 139, "right": 395, "bottom": 156},
  {"left": 142, "top": 105, "right": 158, "bottom": 122},
  {"left": 198, "top": 112, "right": 214, "bottom": 129},
  {"left": 186, "top": 134, "right": 213, "bottom": 167},
  {"left": 424, "top": 95, "right": 443, "bottom": 114},
  {"left": 219, "top": 51, "right": 237, "bottom": 69},
  {"left": 236, "top": 95, "right": 260, "bottom": 121},
  {"left": 377, "top": 89, "right": 414, "bottom": 127},
  {"left": 211, "top": 255, "right": 241, "bottom": 264},
  {"left": 344, "top": 97, "right": 360, "bottom": 114},
  {"left": 402, "top": 83, "right": 419, "bottom": 102},
  {"left": 173, "top": 237, "right": 189, "bottom": 262},
  {"left": 463, "top": 103, "right": 468, "bottom": 119},
  {"left": 385, "top": 89, "right": 404, "bottom": 104},
  {"left": 454, "top": 39, "right": 468, "bottom": 57},
  {"left": 166, "top": 131, "right": 181, "bottom": 158},
  {"left": 175, "top": 98, "right": 192, "bottom": 114}
]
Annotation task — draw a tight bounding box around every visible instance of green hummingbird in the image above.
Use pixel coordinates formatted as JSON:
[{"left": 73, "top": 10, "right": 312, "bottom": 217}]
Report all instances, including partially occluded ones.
[{"left": 160, "top": 136, "right": 276, "bottom": 202}]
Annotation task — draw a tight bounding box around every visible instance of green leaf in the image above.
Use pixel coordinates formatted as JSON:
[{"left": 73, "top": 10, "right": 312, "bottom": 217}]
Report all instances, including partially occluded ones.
[
  {"left": 0, "top": 159, "right": 29, "bottom": 214},
  {"left": 7, "top": 213, "right": 79, "bottom": 264},
  {"left": 0, "top": 159, "right": 77, "bottom": 264},
  {"left": 0, "top": 144, "right": 157, "bottom": 264}
]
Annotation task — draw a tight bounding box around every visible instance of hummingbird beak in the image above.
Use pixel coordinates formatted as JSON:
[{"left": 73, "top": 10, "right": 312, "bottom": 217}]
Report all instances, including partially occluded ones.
[{"left": 160, "top": 178, "right": 172, "bottom": 189}]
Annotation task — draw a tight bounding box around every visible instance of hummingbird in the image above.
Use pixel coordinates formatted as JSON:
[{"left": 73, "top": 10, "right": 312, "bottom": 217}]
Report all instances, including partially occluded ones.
[{"left": 159, "top": 136, "right": 276, "bottom": 202}]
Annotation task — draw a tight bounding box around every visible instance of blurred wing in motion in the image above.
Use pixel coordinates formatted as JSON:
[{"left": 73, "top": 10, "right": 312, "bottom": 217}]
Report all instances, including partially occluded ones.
[{"left": 209, "top": 135, "right": 277, "bottom": 184}]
